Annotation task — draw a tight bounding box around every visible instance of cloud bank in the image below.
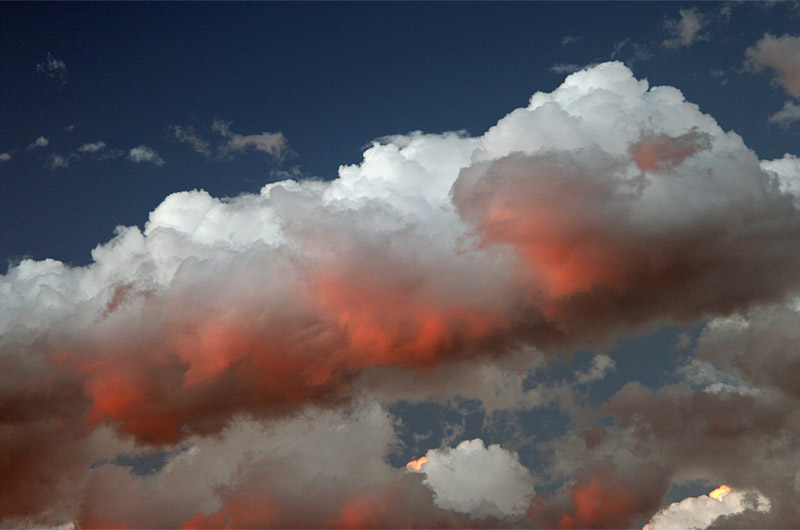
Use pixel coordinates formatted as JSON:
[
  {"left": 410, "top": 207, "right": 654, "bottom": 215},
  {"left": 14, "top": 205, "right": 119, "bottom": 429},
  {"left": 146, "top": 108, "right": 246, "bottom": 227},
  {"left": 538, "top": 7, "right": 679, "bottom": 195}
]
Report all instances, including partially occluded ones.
[{"left": 3, "top": 61, "right": 800, "bottom": 528}]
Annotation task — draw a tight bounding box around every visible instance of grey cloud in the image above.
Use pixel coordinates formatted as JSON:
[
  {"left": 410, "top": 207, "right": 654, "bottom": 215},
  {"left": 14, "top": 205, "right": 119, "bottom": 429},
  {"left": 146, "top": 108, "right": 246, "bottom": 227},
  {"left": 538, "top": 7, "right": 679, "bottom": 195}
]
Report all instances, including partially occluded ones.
[
  {"left": 36, "top": 52, "right": 67, "bottom": 84},
  {"left": 78, "top": 141, "right": 107, "bottom": 154},
  {"left": 745, "top": 33, "right": 800, "bottom": 98},
  {"left": 769, "top": 100, "right": 800, "bottom": 127},
  {"left": 172, "top": 125, "right": 212, "bottom": 156},
  {"left": 663, "top": 8, "right": 710, "bottom": 48},
  {"left": 212, "top": 119, "right": 289, "bottom": 160},
  {"left": 27, "top": 137, "right": 49, "bottom": 150}
]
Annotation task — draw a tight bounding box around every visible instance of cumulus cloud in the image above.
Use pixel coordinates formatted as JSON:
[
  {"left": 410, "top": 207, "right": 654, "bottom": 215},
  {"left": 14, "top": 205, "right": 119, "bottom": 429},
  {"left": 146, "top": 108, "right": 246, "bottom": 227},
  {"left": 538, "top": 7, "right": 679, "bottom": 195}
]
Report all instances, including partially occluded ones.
[
  {"left": 128, "top": 145, "right": 164, "bottom": 166},
  {"left": 36, "top": 52, "right": 67, "bottom": 84},
  {"left": 212, "top": 120, "right": 289, "bottom": 160},
  {"left": 73, "top": 402, "right": 470, "bottom": 529},
  {"left": 0, "top": 153, "right": 10, "bottom": 162},
  {"left": 663, "top": 8, "right": 710, "bottom": 48},
  {"left": 762, "top": 153, "right": 800, "bottom": 200},
  {"left": 2, "top": 61, "right": 800, "bottom": 527},
  {"left": 526, "top": 296, "right": 800, "bottom": 528},
  {"left": 411, "top": 439, "right": 535, "bottom": 519},
  {"left": 769, "top": 100, "right": 800, "bottom": 127},
  {"left": 645, "top": 486, "right": 770, "bottom": 530},
  {"left": 745, "top": 33, "right": 800, "bottom": 98}
]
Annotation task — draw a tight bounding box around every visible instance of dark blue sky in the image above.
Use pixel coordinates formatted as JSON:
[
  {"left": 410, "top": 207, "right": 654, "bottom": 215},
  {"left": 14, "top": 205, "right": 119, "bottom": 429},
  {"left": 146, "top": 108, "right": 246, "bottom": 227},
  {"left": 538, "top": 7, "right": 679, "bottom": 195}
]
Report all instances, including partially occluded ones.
[{"left": 1, "top": 2, "right": 797, "bottom": 267}]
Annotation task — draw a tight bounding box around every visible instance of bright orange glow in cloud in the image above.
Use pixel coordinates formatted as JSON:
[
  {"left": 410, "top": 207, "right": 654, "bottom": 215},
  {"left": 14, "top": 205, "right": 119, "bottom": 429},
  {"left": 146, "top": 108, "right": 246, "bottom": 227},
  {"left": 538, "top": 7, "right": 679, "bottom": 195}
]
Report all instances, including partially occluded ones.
[
  {"left": 406, "top": 456, "right": 429, "bottom": 472},
  {"left": 709, "top": 484, "right": 731, "bottom": 501},
  {"left": 558, "top": 476, "right": 638, "bottom": 529}
]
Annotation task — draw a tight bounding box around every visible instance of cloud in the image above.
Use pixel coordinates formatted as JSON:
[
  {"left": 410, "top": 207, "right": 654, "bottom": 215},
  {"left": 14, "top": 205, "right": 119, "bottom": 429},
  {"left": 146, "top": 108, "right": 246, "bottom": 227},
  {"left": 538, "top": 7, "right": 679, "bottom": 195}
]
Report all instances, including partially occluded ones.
[
  {"left": 78, "top": 141, "right": 107, "bottom": 153},
  {"left": 645, "top": 486, "right": 770, "bottom": 530},
  {"left": 574, "top": 354, "right": 615, "bottom": 384},
  {"left": 172, "top": 121, "right": 288, "bottom": 161},
  {"left": 36, "top": 52, "right": 67, "bottom": 84},
  {"left": 2, "top": 62, "right": 800, "bottom": 527},
  {"left": 74, "top": 402, "right": 470, "bottom": 529},
  {"left": 0, "top": 153, "right": 10, "bottom": 162},
  {"left": 49, "top": 154, "right": 70, "bottom": 170},
  {"left": 526, "top": 295, "right": 800, "bottom": 528},
  {"left": 744, "top": 33, "right": 800, "bottom": 98},
  {"left": 560, "top": 35, "right": 581, "bottom": 47},
  {"left": 610, "top": 38, "right": 652, "bottom": 67},
  {"left": 27, "top": 136, "right": 49, "bottom": 150},
  {"left": 549, "top": 63, "right": 584, "bottom": 75},
  {"left": 663, "top": 8, "right": 710, "bottom": 48},
  {"left": 769, "top": 100, "right": 800, "bottom": 127},
  {"left": 128, "top": 145, "right": 164, "bottom": 166},
  {"left": 411, "top": 439, "right": 535, "bottom": 519},
  {"left": 212, "top": 120, "right": 289, "bottom": 160},
  {"left": 762, "top": 153, "right": 800, "bottom": 200},
  {"left": 172, "top": 125, "right": 211, "bottom": 156}
]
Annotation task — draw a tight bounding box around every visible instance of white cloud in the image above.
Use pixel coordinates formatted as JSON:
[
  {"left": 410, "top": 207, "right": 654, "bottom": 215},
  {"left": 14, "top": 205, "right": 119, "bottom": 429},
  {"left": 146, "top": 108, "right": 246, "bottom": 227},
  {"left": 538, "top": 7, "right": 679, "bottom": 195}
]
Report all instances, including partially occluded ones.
[
  {"left": 28, "top": 136, "right": 49, "bottom": 150},
  {"left": 745, "top": 33, "right": 800, "bottom": 98},
  {"left": 663, "top": 8, "right": 709, "bottom": 48},
  {"left": 769, "top": 100, "right": 800, "bottom": 127},
  {"left": 645, "top": 487, "right": 770, "bottom": 530},
  {"left": 128, "top": 145, "right": 164, "bottom": 166},
  {"left": 412, "top": 439, "right": 535, "bottom": 519},
  {"left": 212, "top": 120, "right": 288, "bottom": 160},
  {"left": 78, "top": 141, "right": 107, "bottom": 153},
  {"left": 0, "top": 153, "right": 10, "bottom": 162},
  {"left": 36, "top": 52, "right": 67, "bottom": 84},
  {"left": 762, "top": 153, "right": 800, "bottom": 200}
]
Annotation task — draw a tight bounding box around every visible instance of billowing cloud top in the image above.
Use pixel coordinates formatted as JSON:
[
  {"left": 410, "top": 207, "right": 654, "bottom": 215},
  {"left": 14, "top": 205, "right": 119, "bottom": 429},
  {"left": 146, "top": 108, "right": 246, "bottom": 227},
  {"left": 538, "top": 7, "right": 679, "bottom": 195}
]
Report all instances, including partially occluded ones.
[{"left": 3, "top": 61, "right": 800, "bottom": 527}]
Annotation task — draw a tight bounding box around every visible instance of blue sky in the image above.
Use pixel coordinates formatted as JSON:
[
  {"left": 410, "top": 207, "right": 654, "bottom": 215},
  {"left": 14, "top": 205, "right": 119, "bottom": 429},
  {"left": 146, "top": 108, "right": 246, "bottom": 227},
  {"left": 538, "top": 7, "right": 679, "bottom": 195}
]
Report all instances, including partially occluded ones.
[
  {"left": 2, "top": 2, "right": 798, "bottom": 267},
  {"left": 2, "top": 3, "right": 800, "bottom": 529}
]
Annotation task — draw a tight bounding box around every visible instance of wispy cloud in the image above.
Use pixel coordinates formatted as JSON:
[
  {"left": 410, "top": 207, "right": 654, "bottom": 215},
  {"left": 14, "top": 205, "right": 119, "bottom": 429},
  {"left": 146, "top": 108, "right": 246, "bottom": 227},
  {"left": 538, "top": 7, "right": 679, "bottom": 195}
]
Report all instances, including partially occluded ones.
[
  {"left": 0, "top": 153, "right": 11, "bottom": 162},
  {"left": 212, "top": 120, "right": 289, "bottom": 160},
  {"left": 610, "top": 38, "right": 652, "bottom": 67},
  {"left": 48, "top": 153, "right": 71, "bottom": 170},
  {"left": 128, "top": 145, "right": 164, "bottom": 166},
  {"left": 27, "top": 136, "right": 49, "bottom": 151},
  {"left": 36, "top": 52, "right": 67, "bottom": 84},
  {"left": 78, "top": 141, "right": 107, "bottom": 154},
  {"left": 172, "top": 121, "right": 290, "bottom": 161},
  {"left": 549, "top": 63, "right": 585, "bottom": 75},
  {"left": 663, "top": 7, "right": 709, "bottom": 48},
  {"left": 172, "top": 125, "right": 212, "bottom": 156},
  {"left": 769, "top": 100, "right": 800, "bottom": 127},
  {"left": 561, "top": 35, "right": 581, "bottom": 47}
]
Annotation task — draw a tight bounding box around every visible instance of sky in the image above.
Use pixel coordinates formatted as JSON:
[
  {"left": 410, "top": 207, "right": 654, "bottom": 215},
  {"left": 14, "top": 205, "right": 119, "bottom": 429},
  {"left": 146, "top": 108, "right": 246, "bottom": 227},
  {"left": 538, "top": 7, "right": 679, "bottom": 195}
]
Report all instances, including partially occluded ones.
[{"left": 2, "top": 2, "right": 800, "bottom": 529}]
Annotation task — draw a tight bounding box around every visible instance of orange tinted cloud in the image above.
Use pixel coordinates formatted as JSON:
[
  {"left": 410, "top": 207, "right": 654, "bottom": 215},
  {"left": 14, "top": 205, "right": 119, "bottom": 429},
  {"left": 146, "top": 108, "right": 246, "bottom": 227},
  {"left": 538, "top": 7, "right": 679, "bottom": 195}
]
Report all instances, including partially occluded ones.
[{"left": 630, "top": 130, "right": 711, "bottom": 173}]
